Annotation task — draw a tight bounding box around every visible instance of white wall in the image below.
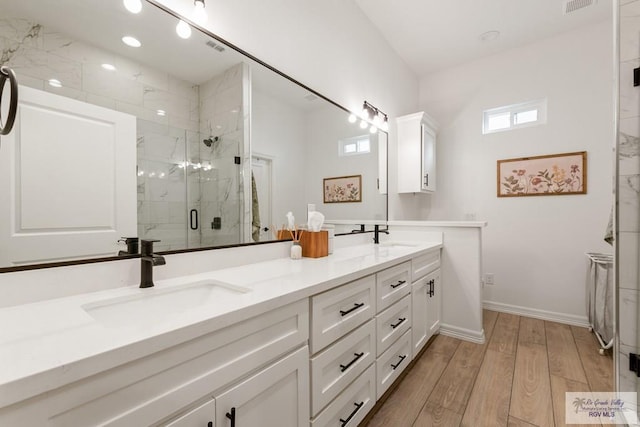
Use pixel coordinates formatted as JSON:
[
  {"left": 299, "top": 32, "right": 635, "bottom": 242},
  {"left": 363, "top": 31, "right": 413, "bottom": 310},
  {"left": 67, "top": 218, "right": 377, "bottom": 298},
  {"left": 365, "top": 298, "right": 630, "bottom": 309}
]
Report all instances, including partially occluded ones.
[
  {"left": 251, "top": 88, "right": 308, "bottom": 224},
  {"left": 153, "top": 0, "right": 423, "bottom": 220},
  {"left": 418, "top": 20, "right": 614, "bottom": 321},
  {"left": 305, "top": 106, "right": 386, "bottom": 221}
]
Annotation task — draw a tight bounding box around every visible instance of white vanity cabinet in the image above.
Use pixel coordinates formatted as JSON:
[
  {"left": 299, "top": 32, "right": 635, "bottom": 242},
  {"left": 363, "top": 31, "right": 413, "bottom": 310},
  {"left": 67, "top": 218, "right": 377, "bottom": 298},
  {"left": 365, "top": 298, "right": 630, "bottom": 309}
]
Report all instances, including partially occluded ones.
[
  {"left": 0, "top": 300, "right": 309, "bottom": 426},
  {"left": 214, "top": 346, "right": 309, "bottom": 427},
  {"left": 411, "top": 250, "right": 442, "bottom": 357},
  {"left": 397, "top": 111, "right": 438, "bottom": 194}
]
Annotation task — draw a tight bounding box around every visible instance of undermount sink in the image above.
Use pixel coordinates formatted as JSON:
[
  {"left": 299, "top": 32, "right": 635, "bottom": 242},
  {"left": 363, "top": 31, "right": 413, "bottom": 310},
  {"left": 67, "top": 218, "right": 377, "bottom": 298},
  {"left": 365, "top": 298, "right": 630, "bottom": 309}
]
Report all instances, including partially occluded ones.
[
  {"left": 379, "top": 242, "right": 418, "bottom": 248},
  {"left": 82, "top": 280, "right": 251, "bottom": 328}
]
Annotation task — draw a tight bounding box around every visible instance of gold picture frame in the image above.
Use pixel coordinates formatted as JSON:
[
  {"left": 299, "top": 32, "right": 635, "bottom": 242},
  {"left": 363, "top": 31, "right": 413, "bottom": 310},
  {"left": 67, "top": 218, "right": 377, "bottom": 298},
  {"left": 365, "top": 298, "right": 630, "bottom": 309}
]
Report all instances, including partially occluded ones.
[
  {"left": 497, "top": 151, "right": 587, "bottom": 197},
  {"left": 323, "top": 175, "right": 362, "bottom": 203}
]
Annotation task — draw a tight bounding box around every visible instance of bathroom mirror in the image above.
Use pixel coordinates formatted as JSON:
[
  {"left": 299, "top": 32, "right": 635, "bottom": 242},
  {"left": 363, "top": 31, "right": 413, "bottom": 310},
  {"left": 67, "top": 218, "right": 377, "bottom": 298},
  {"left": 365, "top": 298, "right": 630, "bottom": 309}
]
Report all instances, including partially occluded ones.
[{"left": 0, "top": 0, "right": 387, "bottom": 269}]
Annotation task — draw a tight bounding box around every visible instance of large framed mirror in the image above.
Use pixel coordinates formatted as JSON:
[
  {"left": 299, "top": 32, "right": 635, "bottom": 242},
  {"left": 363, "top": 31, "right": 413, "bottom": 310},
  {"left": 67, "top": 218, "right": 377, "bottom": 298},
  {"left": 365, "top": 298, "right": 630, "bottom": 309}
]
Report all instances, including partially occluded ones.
[{"left": 0, "top": 0, "right": 387, "bottom": 270}]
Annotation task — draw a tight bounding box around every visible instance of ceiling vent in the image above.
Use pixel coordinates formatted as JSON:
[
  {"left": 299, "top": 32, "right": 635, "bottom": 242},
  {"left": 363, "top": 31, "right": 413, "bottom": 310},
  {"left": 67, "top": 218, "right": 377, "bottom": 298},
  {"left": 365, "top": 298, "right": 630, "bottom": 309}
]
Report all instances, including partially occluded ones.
[
  {"left": 563, "top": 0, "right": 596, "bottom": 14},
  {"left": 205, "top": 40, "right": 225, "bottom": 52}
]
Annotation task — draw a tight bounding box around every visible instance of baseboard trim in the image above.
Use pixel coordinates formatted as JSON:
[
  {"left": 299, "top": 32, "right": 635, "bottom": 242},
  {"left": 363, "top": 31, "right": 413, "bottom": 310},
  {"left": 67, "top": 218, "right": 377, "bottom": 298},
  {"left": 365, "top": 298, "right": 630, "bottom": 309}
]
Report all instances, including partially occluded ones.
[
  {"left": 483, "top": 300, "right": 589, "bottom": 327},
  {"left": 440, "top": 323, "right": 485, "bottom": 344}
]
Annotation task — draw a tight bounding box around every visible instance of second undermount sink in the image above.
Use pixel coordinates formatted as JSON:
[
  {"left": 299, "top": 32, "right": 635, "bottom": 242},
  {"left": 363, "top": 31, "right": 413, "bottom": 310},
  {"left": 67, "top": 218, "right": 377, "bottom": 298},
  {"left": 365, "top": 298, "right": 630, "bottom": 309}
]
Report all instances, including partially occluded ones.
[
  {"left": 82, "top": 280, "right": 251, "bottom": 328},
  {"left": 379, "top": 241, "right": 419, "bottom": 248}
]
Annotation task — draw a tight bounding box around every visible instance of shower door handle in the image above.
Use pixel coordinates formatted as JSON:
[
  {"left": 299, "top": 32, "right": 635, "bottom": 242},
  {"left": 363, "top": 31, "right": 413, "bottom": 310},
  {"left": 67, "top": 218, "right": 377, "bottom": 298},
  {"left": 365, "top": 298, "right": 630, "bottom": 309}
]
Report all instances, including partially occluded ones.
[
  {"left": 190, "top": 209, "right": 198, "bottom": 230},
  {"left": 0, "top": 66, "right": 18, "bottom": 136}
]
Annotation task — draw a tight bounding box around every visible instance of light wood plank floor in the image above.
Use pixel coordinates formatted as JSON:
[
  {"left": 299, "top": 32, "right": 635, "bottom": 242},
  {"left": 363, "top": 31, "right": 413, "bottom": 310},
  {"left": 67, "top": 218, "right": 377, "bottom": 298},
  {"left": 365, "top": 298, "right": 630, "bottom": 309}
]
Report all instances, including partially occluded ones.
[{"left": 363, "top": 310, "right": 613, "bottom": 427}]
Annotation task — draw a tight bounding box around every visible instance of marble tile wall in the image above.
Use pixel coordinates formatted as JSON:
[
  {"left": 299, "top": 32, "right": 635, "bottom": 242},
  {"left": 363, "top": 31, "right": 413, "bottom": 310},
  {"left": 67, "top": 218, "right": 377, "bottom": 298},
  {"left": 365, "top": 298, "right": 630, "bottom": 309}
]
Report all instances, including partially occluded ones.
[
  {"left": 618, "top": 0, "right": 640, "bottom": 410},
  {"left": 196, "top": 63, "right": 245, "bottom": 247}
]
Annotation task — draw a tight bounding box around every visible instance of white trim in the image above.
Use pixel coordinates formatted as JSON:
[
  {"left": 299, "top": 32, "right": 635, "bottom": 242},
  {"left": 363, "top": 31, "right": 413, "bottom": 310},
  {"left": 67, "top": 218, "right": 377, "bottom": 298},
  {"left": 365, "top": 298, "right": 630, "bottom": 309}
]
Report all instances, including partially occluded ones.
[
  {"left": 439, "top": 323, "right": 486, "bottom": 344},
  {"left": 483, "top": 300, "right": 589, "bottom": 327}
]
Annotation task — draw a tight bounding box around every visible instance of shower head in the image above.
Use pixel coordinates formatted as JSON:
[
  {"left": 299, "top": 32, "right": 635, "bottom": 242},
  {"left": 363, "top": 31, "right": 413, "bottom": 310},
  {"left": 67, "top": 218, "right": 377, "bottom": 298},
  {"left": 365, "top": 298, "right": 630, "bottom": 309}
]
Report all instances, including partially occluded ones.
[{"left": 203, "top": 136, "right": 219, "bottom": 147}]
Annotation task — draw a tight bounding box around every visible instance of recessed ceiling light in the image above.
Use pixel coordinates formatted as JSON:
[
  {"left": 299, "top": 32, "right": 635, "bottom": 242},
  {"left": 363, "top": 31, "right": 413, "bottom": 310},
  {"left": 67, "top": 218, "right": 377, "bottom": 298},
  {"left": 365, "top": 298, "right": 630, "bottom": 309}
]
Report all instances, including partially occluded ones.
[
  {"left": 479, "top": 30, "right": 500, "bottom": 42},
  {"left": 48, "top": 79, "right": 62, "bottom": 88},
  {"left": 176, "top": 20, "right": 192, "bottom": 39},
  {"left": 122, "top": 36, "right": 141, "bottom": 48},
  {"left": 101, "top": 63, "right": 116, "bottom": 71},
  {"left": 123, "top": 0, "right": 142, "bottom": 14}
]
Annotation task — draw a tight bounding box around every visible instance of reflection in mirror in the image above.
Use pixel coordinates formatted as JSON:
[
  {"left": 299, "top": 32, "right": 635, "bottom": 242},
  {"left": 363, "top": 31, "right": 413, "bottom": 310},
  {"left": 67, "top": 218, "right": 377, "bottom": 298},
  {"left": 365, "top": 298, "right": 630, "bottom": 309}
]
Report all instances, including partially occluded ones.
[{"left": 0, "top": 0, "right": 387, "bottom": 270}]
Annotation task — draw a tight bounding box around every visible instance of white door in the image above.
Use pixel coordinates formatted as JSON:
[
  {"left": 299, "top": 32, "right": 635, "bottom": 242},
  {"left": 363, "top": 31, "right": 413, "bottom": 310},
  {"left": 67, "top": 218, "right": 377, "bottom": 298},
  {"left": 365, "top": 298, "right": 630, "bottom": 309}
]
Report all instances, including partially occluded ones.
[
  {"left": 411, "top": 276, "right": 429, "bottom": 357},
  {"left": 251, "top": 156, "right": 272, "bottom": 242},
  {"left": 215, "top": 346, "right": 309, "bottom": 427},
  {"left": 426, "top": 269, "right": 442, "bottom": 338},
  {"left": 0, "top": 85, "right": 136, "bottom": 267}
]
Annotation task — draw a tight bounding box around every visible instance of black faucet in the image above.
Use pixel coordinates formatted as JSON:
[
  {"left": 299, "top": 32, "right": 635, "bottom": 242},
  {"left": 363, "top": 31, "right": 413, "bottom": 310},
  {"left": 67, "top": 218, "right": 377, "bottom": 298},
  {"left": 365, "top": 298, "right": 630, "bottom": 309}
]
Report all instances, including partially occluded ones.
[
  {"left": 140, "top": 239, "right": 166, "bottom": 288},
  {"left": 373, "top": 224, "right": 390, "bottom": 244},
  {"left": 117, "top": 237, "right": 139, "bottom": 256}
]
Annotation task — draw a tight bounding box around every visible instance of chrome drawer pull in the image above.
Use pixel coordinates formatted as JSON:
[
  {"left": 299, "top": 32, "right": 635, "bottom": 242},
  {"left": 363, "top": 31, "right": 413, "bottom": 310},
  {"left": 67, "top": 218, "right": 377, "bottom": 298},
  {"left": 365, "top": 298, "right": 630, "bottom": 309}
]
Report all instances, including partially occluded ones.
[
  {"left": 390, "top": 317, "right": 406, "bottom": 329},
  {"left": 340, "top": 352, "right": 364, "bottom": 372},
  {"left": 340, "top": 302, "right": 364, "bottom": 316},
  {"left": 340, "top": 401, "right": 364, "bottom": 426},
  {"left": 391, "top": 354, "right": 407, "bottom": 370},
  {"left": 390, "top": 280, "right": 406, "bottom": 289}
]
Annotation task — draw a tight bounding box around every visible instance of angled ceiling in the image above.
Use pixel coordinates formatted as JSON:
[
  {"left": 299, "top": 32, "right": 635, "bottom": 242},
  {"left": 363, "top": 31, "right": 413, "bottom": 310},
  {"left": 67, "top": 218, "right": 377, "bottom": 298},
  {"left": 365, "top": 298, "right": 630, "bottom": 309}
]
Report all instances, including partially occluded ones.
[{"left": 354, "top": 0, "right": 612, "bottom": 77}]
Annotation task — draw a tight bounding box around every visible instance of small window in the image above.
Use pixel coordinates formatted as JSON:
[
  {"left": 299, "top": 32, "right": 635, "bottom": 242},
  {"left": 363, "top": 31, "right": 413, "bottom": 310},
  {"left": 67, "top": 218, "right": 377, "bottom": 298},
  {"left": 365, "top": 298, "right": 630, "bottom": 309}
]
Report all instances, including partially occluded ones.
[
  {"left": 482, "top": 99, "right": 546, "bottom": 134},
  {"left": 339, "top": 135, "right": 371, "bottom": 156}
]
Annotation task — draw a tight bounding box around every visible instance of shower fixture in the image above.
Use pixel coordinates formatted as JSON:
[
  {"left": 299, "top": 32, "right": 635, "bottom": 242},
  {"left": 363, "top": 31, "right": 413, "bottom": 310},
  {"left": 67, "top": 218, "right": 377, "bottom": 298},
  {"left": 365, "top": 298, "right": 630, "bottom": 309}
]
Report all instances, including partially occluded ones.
[{"left": 203, "top": 136, "right": 219, "bottom": 147}]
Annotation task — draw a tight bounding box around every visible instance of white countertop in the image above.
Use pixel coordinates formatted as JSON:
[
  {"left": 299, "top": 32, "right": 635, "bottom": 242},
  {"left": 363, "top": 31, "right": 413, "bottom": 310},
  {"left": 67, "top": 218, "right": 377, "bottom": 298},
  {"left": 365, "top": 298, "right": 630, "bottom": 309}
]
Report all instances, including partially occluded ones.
[
  {"left": 388, "top": 220, "right": 487, "bottom": 228},
  {"left": 0, "top": 241, "right": 441, "bottom": 408}
]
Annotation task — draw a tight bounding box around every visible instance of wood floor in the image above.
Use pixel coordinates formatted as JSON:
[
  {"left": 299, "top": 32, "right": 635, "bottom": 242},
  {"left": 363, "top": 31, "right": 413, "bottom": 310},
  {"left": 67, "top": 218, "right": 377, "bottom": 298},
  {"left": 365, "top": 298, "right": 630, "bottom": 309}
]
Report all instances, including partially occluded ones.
[{"left": 363, "top": 310, "right": 613, "bottom": 427}]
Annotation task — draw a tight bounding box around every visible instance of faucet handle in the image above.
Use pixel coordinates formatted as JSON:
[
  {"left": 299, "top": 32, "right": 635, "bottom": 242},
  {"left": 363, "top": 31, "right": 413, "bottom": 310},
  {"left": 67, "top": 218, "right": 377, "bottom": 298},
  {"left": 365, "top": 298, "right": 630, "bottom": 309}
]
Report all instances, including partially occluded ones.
[{"left": 141, "top": 239, "right": 161, "bottom": 255}]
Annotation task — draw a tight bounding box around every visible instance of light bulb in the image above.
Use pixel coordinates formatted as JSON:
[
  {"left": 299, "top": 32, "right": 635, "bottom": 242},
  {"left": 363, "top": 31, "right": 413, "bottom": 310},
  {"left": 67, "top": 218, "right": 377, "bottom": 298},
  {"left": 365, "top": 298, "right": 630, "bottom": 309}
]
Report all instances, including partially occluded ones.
[
  {"left": 361, "top": 106, "right": 370, "bottom": 120},
  {"left": 122, "top": 36, "right": 141, "bottom": 48},
  {"left": 123, "top": 0, "right": 142, "bottom": 14},
  {"left": 194, "top": 0, "right": 207, "bottom": 24},
  {"left": 373, "top": 112, "right": 382, "bottom": 126},
  {"left": 101, "top": 63, "right": 116, "bottom": 71},
  {"left": 348, "top": 114, "right": 357, "bottom": 123},
  {"left": 360, "top": 120, "right": 368, "bottom": 129},
  {"left": 48, "top": 78, "right": 62, "bottom": 88},
  {"left": 370, "top": 125, "right": 378, "bottom": 134},
  {"left": 381, "top": 117, "right": 389, "bottom": 132},
  {"left": 176, "top": 20, "right": 192, "bottom": 39}
]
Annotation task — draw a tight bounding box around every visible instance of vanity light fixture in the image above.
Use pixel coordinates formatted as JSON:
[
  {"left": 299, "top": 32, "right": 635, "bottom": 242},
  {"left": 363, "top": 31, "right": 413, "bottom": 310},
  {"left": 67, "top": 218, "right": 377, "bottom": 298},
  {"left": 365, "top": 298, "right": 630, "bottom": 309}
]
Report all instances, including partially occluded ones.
[
  {"left": 176, "top": 20, "right": 192, "bottom": 39},
  {"left": 122, "top": 36, "right": 141, "bottom": 48},
  {"left": 123, "top": 0, "right": 142, "bottom": 14},
  {"left": 193, "top": 0, "right": 207, "bottom": 24},
  {"left": 356, "top": 101, "right": 389, "bottom": 133},
  {"left": 48, "top": 78, "right": 62, "bottom": 88}
]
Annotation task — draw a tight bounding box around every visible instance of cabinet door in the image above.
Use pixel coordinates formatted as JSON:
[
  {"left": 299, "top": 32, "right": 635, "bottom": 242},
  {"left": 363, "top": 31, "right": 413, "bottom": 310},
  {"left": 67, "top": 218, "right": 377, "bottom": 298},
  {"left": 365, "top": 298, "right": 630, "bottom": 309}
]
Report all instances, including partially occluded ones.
[
  {"left": 421, "top": 123, "right": 436, "bottom": 192},
  {"left": 164, "top": 399, "right": 215, "bottom": 427},
  {"left": 215, "top": 346, "right": 309, "bottom": 427},
  {"left": 426, "top": 269, "right": 441, "bottom": 338},
  {"left": 411, "top": 276, "right": 429, "bottom": 357}
]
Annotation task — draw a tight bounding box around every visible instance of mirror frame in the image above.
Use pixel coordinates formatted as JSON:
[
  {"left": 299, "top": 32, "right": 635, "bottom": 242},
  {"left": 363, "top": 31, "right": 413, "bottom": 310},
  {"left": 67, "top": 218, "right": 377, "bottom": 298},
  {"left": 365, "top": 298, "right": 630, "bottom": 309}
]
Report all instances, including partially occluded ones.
[{"left": 0, "top": 0, "right": 388, "bottom": 273}]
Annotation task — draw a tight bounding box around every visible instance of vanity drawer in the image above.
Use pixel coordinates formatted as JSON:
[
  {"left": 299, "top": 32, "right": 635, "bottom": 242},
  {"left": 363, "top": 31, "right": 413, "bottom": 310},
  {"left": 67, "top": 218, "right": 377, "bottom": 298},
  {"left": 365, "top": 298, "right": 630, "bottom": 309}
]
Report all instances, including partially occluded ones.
[
  {"left": 310, "top": 275, "right": 375, "bottom": 354},
  {"left": 376, "top": 329, "right": 412, "bottom": 400},
  {"left": 412, "top": 250, "right": 440, "bottom": 281},
  {"left": 376, "top": 261, "right": 411, "bottom": 312},
  {"left": 376, "top": 294, "right": 411, "bottom": 357},
  {"left": 310, "top": 319, "right": 375, "bottom": 416},
  {"left": 311, "top": 364, "right": 376, "bottom": 427},
  {"left": 32, "top": 300, "right": 308, "bottom": 427}
]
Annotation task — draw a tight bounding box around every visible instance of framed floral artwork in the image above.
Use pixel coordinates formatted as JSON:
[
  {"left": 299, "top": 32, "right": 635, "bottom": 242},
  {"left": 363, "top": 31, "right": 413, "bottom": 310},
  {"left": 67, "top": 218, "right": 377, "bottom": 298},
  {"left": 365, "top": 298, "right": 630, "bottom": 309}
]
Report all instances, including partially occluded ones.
[
  {"left": 497, "top": 151, "right": 586, "bottom": 197},
  {"left": 323, "top": 175, "right": 362, "bottom": 203}
]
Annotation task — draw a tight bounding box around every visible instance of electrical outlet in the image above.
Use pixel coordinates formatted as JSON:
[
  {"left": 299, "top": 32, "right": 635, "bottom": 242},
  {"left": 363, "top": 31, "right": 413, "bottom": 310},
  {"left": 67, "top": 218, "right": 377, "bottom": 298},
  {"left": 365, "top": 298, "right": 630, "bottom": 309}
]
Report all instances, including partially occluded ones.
[{"left": 484, "top": 273, "right": 494, "bottom": 285}]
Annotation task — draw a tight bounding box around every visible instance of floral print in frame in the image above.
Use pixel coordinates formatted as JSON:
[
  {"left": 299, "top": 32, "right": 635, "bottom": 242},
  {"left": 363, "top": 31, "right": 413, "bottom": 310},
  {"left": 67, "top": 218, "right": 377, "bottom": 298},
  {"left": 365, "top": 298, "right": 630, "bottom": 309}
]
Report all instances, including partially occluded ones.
[
  {"left": 323, "top": 175, "right": 362, "bottom": 203},
  {"left": 497, "top": 151, "right": 587, "bottom": 197}
]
